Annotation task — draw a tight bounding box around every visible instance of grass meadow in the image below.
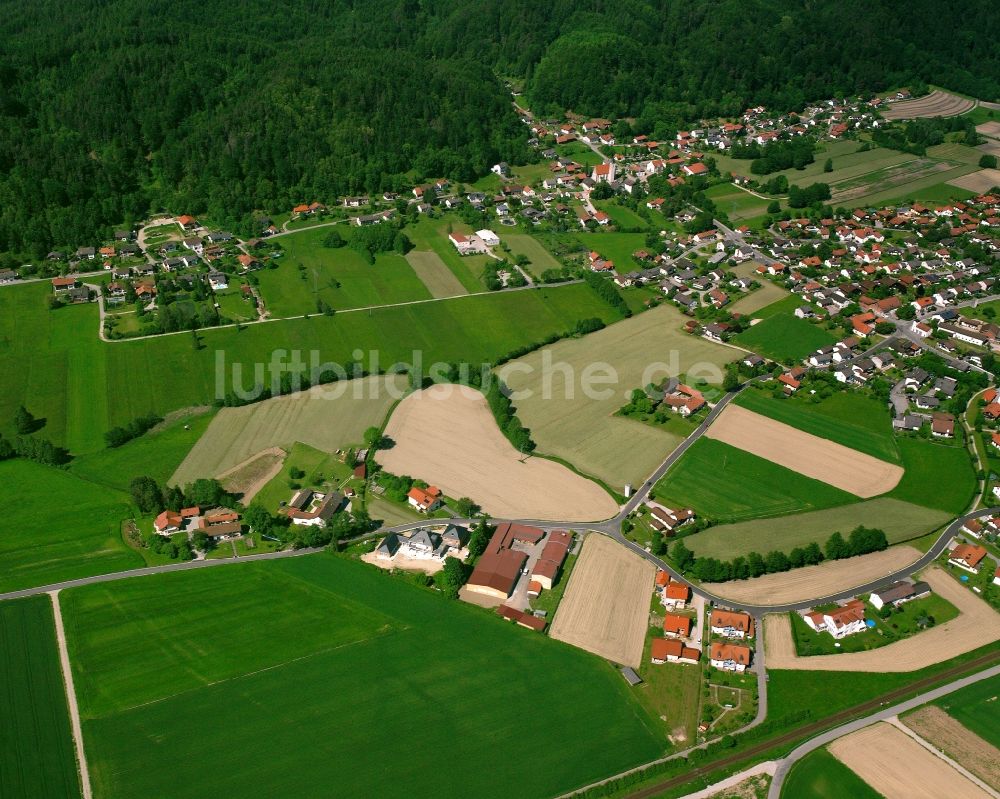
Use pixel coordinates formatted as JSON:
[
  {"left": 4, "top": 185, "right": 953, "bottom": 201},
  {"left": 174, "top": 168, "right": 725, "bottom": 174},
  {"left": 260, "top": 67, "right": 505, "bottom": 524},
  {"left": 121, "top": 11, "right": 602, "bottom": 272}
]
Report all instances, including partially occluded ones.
[
  {"left": 0, "top": 281, "right": 619, "bottom": 453},
  {"left": 888, "top": 437, "right": 976, "bottom": 515},
  {"left": 65, "top": 554, "right": 663, "bottom": 799},
  {"left": 934, "top": 673, "right": 1000, "bottom": 748},
  {"left": 652, "top": 438, "right": 857, "bottom": 523},
  {"left": 405, "top": 215, "right": 492, "bottom": 291},
  {"left": 0, "top": 596, "right": 81, "bottom": 799},
  {"left": 780, "top": 747, "right": 882, "bottom": 799},
  {"left": 733, "top": 312, "right": 839, "bottom": 362},
  {"left": 574, "top": 232, "right": 651, "bottom": 266},
  {"left": 502, "top": 232, "right": 562, "bottom": 272},
  {"left": 701, "top": 183, "right": 771, "bottom": 221}
]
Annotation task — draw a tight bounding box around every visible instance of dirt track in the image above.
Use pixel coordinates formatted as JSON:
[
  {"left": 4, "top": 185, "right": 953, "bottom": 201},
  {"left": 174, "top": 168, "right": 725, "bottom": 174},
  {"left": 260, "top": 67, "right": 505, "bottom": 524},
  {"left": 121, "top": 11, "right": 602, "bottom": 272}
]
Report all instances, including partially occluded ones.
[
  {"left": 881, "top": 90, "right": 975, "bottom": 120},
  {"left": 830, "top": 722, "right": 991, "bottom": 799},
  {"left": 705, "top": 405, "right": 903, "bottom": 497},
  {"left": 707, "top": 546, "right": 922, "bottom": 606},
  {"left": 763, "top": 568, "right": 1000, "bottom": 672},
  {"left": 903, "top": 706, "right": 1000, "bottom": 788},
  {"left": 375, "top": 384, "right": 619, "bottom": 521},
  {"left": 549, "top": 535, "right": 655, "bottom": 668}
]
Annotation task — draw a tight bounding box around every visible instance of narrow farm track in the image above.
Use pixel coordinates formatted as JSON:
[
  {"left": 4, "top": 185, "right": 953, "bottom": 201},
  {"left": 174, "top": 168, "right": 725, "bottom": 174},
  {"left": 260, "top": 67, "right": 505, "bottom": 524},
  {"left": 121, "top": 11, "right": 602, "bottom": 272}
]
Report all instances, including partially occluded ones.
[{"left": 50, "top": 591, "right": 92, "bottom": 799}]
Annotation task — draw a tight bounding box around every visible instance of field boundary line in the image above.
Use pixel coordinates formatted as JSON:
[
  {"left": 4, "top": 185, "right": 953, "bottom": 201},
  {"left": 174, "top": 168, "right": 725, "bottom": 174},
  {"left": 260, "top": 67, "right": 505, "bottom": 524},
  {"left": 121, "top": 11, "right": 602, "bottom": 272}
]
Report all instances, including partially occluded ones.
[
  {"left": 887, "top": 716, "right": 1000, "bottom": 798},
  {"left": 50, "top": 590, "right": 93, "bottom": 799}
]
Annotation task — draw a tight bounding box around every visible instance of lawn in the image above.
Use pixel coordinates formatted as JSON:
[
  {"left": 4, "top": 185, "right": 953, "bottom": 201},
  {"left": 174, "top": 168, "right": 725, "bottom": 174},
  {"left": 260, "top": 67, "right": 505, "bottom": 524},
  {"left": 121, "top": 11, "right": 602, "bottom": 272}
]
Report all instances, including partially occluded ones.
[
  {"left": 0, "top": 460, "right": 142, "bottom": 594},
  {"left": 556, "top": 141, "right": 605, "bottom": 167},
  {"left": 500, "top": 304, "right": 738, "bottom": 487},
  {"left": 780, "top": 747, "right": 882, "bottom": 799},
  {"left": 0, "top": 281, "right": 620, "bottom": 453},
  {"left": 652, "top": 438, "right": 857, "bottom": 524},
  {"left": 734, "top": 388, "right": 901, "bottom": 464},
  {"left": 214, "top": 289, "right": 257, "bottom": 322},
  {"left": 252, "top": 441, "right": 351, "bottom": 513},
  {"left": 254, "top": 225, "right": 433, "bottom": 315},
  {"left": 933, "top": 673, "right": 1000, "bottom": 748},
  {"left": 502, "top": 232, "right": 563, "bottom": 273},
  {"left": 702, "top": 183, "right": 771, "bottom": 221},
  {"left": 574, "top": 232, "right": 652, "bottom": 267},
  {"left": 593, "top": 200, "right": 652, "bottom": 229},
  {"left": 0, "top": 596, "right": 81, "bottom": 799},
  {"left": 633, "top": 627, "right": 702, "bottom": 745},
  {"left": 404, "top": 215, "right": 495, "bottom": 291},
  {"left": 733, "top": 313, "right": 839, "bottom": 362},
  {"left": 685, "top": 497, "right": 950, "bottom": 559},
  {"left": 789, "top": 592, "right": 958, "bottom": 656},
  {"left": 887, "top": 437, "right": 976, "bottom": 515},
  {"left": 64, "top": 554, "right": 663, "bottom": 799}
]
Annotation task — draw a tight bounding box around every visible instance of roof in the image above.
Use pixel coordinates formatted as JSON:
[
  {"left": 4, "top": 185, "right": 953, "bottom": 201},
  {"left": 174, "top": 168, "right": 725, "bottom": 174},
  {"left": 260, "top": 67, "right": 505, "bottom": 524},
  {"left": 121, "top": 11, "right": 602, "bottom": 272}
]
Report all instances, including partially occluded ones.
[
  {"left": 664, "top": 582, "right": 690, "bottom": 601},
  {"left": 710, "top": 610, "right": 754, "bottom": 635},
  {"left": 663, "top": 614, "right": 693, "bottom": 636},
  {"left": 466, "top": 523, "right": 536, "bottom": 596},
  {"left": 407, "top": 485, "right": 441, "bottom": 508},
  {"left": 951, "top": 543, "right": 988, "bottom": 568},
  {"left": 871, "top": 580, "right": 920, "bottom": 605},
  {"left": 710, "top": 642, "right": 751, "bottom": 665}
]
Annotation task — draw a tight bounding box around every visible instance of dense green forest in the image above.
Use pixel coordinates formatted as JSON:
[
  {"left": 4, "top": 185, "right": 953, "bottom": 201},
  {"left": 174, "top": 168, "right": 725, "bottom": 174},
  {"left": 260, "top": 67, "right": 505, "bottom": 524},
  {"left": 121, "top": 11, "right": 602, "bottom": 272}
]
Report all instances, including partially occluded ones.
[{"left": 1, "top": 0, "right": 998, "bottom": 255}]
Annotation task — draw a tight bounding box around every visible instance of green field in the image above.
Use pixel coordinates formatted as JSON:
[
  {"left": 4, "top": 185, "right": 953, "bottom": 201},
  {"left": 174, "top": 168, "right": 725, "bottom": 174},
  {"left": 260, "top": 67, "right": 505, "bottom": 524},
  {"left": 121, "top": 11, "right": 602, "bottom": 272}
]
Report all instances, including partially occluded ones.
[
  {"left": 0, "top": 596, "right": 81, "bottom": 799},
  {"left": 780, "top": 747, "right": 883, "bottom": 799},
  {"left": 574, "top": 232, "right": 651, "bottom": 267},
  {"left": 702, "top": 183, "right": 771, "bottom": 220},
  {"left": 887, "top": 437, "right": 976, "bottom": 514},
  {"left": 593, "top": 200, "right": 651, "bottom": 229},
  {"left": 405, "top": 216, "right": 496, "bottom": 291},
  {"left": 502, "top": 232, "right": 563, "bottom": 272},
  {"left": 64, "top": 554, "right": 663, "bottom": 799},
  {"left": 733, "top": 312, "right": 839, "bottom": 362},
  {"left": 0, "top": 281, "right": 619, "bottom": 453},
  {"left": 0, "top": 460, "right": 142, "bottom": 593},
  {"left": 404, "top": 249, "right": 469, "bottom": 297},
  {"left": 252, "top": 441, "right": 351, "bottom": 513},
  {"left": 934, "top": 673, "right": 1000, "bottom": 748},
  {"left": 685, "top": 497, "right": 949, "bottom": 559},
  {"left": 652, "top": 438, "right": 857, "bottom": 523},
  {"left": 255, "top": 225, "right": 433, "bottom": 315},
  {"left": 734, "top": 389, "right": 901, "bottom": 464},
  {"left": 556, "top": 141, "right": 605, "bottom": 167}
]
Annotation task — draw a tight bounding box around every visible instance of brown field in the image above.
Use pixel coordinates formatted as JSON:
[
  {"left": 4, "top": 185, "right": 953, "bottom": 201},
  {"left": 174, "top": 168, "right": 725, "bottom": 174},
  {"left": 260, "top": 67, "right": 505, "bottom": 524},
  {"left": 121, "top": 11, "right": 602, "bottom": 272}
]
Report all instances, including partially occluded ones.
[
  {"left": 830, "top": 722, "right": 992, "bottom": 799},
  {"left": 979, "top": 141, "right": 1000, "bottom": 158},
  {"left": 217, "top": 446, "right": 286, "bottom": 503},
  {"left": 405, "top": 250, "right": 468, "bottom": 298},
  {"left": 171, "top": 374, "right": 407, "bottom": 485},
  {"left": 728, "top": 262, "right": 789, "bottom": 316},
  {"left": 704, "top": 405, "right": 902, "bottom": 497},
  {"left": 948, "top": 168, "right": 1000, "bottom": 193},
  {"left": 764, "top": 567, "right": 1000, "bottom": 671},
  {"left": 549, "top": 534, "right": 656, "bottom": 667},
  {"left": 976, "top": 122, "right": 1000, "bottom": 138},
  {"left": 707, "top": 546, "right": 921, "bottom": 606},
  {"left": 881, "top": 90, "right": 975, "bottom": 120},
  {"left": 903, "top": 706, "right": 1000, "bottom": 788},
  {"left": 375, "top": 384, "right": 619, "bottom": 521}
]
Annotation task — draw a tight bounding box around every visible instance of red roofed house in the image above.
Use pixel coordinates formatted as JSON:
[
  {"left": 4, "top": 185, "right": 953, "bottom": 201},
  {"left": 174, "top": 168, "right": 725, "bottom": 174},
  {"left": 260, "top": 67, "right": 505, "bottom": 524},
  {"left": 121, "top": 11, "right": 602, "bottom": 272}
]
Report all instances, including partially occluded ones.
[
  {"left": 153, "top": 506, "right": 200, "bottom": 535},
  {"left": 662, "top": 614, "right": 693, "bottom": 638},
  {"left": 710, "top": 610, "right": 755, "bottom": 639},
  {"left": 949, "top": 543, "right": 988, "bottom": 573},
  {"left": 662, "top": 581, "right": 690, "bottom": 610},
  {"left": 651, "top": 638, "right": 701, "bottom": 665},
  {"left": 177, "top": 215, "right": 198, "bottom": 229},
  {"left": 407, "top": 486, "right": 442, "bottom": 513},
  {"left": 778, "top": 373, "right": 800, "bottom": 394},
  {"left": 51, "top": 276, "right": 78, "bottom": 293},
  {"left": 709, "top": 642, "right": 752, "bottom": 672},
  {"left": 682, "top": 162, "right": 709, "bottom": 176},
  {"left": 803, "top": 599, "right": 867, "bottom": 639},
  {"left": 591, "top": 163, "right": 616, "bottom": 183},
  {"left": 531, "top": 530, "right": 573, "bottom": 590}
]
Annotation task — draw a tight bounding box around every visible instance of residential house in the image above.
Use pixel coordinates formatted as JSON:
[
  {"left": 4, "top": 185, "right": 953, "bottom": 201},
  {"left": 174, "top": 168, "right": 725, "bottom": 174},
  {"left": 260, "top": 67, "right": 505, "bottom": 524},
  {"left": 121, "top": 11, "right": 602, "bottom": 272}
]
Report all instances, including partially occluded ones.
[
  {"left": 651, "top": 638, "right": 701, "bottom": 665},
  {"left": 949, "top": 543, "right": 988, "bottom": 573},
  {"left": 710, "top": 610, "right": 755, "bottom": 639},
  {"left": 869, "top": 580, "right": 931, "bottom": 611},
  {"left": 407, "top": 486, "right": 442, "bottom": 513},
  {"left": 709, "top": 642, "right": 752, "bottom": 672}
]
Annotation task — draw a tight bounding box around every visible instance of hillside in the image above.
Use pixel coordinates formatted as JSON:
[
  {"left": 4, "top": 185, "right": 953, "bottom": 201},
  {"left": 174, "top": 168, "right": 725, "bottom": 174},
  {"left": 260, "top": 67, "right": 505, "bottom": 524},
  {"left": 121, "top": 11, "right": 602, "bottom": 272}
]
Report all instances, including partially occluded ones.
[{"left": 1, "top": 0, "right": 998, "bottom": 255}]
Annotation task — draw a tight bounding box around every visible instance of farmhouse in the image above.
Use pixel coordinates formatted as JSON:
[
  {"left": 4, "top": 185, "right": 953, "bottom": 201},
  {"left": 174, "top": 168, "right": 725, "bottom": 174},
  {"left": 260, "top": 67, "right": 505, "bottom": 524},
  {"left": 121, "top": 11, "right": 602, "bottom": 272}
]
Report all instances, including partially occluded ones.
[
  {"left": 531, "top": 530, "right": 573, "bottom": 590},
  {"left": 465, "top": 523, "right": 544, "bottom": 600},
  {"left": 710, "top": 610, "right": 755, "bottom": 639},
  {"left": 407, "top": 485, "right": 442, "bottom": 513},
  {"left": 282, "top": 488, "right": 345, "bottom": 527},
  {"left": 869, "top": 580, "right": 931, "bottom": 610},
  {"left": 199, "top": 510, "right": 243, "bottom": 540},
  {"left": 949, "top": 543, "right": 988, "bottom": 573},
  {"left": 709, "top": 642, "right": 752, "bottom": 672},
  {"left": 651, "top": 638, "right": 700, "bottom": 665},
  {"left": 153, "top": 506, "right": 200, "bottom": 535}
]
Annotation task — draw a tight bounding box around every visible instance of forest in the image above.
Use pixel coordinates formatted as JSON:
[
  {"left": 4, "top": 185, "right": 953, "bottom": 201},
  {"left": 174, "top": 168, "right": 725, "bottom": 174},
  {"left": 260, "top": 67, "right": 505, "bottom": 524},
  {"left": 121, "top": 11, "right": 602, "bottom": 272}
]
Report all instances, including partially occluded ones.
[{"left": 1, "top": 0, "right": 998, "bottom": 255}]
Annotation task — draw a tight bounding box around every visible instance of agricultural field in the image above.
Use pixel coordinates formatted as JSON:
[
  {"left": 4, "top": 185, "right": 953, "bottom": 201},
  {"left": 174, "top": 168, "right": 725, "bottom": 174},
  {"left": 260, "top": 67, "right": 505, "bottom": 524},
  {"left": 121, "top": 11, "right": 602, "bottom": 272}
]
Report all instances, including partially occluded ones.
[
  {"left": 685, "top": 497, "right": 950, "bottom": 559},
  {"left": 934, "top": 673, "right": 1000, "bottom": 749},
  {"left": 948, "top": 167, "right": 1000, "bottom": 194},
  {"left": 254, "top": 225, "right": 433, "bottom": 315},
  {"left": 733, "top": 301, "right": 839, "bottom": 362},
  {"left": 904, "top": 705, "right": 1000, "bottom": 788},
  {"left": 376, "top": 384, "right": 618, "bottom": 521},
  {"left": 1, "top": 281, "right": 621, "bottom": 452},
  {"left": 0, "top": 459, "right": 141, "bottom": 594},
  {"left": 404, "top": 250, "right": 469, "bottom": 297},
  {"left": 63, "top": 554, "right": 663, "bottom": 799},
  {"left": 727, "top": 271, "right": 788, "bottom": 316},
  {"left": 500, "top": 304, "right": 736, "bottom": 488},
  {"left": 501, "top": 233, "right": 563, "bottom": 273},
  {"left": 734, "top": 388, "right": 900, "bottom": 464},
  {"left": 171, "top": 374, "right": 406, "bottom": 486},
  {"left": 829, "top": 155, "right": 978, "bottom": 206},
  {"left": 592, "top": 200, "right": 651, "bottom": 229},
  {"left": 652, "top": 437, "right": 857, "bottom": 524},
  {"left": 704, "top": 405, "right": 903, "bottom": 497},
  {"left": 0, "top": 596, "right": 81, "bottom": 799},
  {"left": 888, "top": 437, "right": 976, "bottom": 515},
  {"left": 549, "top": 535, "right": 656, "bottom": 668},
  {"left": 702, "top": 182, "right": 771, "bottom": 221},
  {"left": 574, "top": 232, "right": 652, "bottom": 267},
  {"left": 780, "top": 747, "right": 883, "bottom": 799},
  {"left": 829, "top": 722, "right": 991, "bottom": 799},
  {"left": 405, "top": 215, "right": 500, "bottom": 291},
  {"left": 880, "top": 90, "right": 976, "bottom": 119}
]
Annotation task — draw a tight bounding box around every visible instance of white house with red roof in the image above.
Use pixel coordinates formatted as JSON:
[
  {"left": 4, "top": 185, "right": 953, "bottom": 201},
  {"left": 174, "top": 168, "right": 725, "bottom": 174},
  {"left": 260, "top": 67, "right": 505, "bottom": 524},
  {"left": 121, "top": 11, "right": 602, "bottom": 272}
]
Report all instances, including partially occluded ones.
[{"left": 407, "top": 485, "right": 442, "bottom": 513}]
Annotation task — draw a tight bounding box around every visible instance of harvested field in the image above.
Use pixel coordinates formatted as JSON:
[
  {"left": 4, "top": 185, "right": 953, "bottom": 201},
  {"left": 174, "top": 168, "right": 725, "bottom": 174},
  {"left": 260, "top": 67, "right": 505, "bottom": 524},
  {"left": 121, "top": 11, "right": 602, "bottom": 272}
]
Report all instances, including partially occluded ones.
[
  {"left": 171, "top": 374, "right": 406, "bottom": 485},
  {"left": 707, "top": 546, "right": 921, "bottom": 606},
  {"left": 728, "top": 267, "right": 788, "bottom": 316},
  {"left": 903, "top": 706, "right": 1000, "bottom": 788},
  {"left": 949, "top": 168, "right": 1000, "bottom": 194},
  {"left": 880, "top": 90, "right": 975, "bottom": 120},
  {"left": 500, "top": 304, "right": 738, "bottom": 487},
  {"left": 405, "top": 250, "right": 468, "bottom": 298},
  {"left": 764, "top": 568, "right": 1000, "bottom": 671},
  {"left": 977, "top": 122, "right": 1000, "bottom": 138},
  {"left": 830, "top": 159, "right": 962, "bottom": 204},
  {"left": 705, "top": 405, "right": 902, "bottom": 497},
  {"left": 217, "top": 447, "right": 286, "bottom": 503},
  {"left": 549, "top": 535, "right": 656, "bottom": 667},
  {"left": 829, "top": 722, "right": 991, "bottom": 799},
  {"left": 375, "top": 384, "right": 618, "bottom": 521}
]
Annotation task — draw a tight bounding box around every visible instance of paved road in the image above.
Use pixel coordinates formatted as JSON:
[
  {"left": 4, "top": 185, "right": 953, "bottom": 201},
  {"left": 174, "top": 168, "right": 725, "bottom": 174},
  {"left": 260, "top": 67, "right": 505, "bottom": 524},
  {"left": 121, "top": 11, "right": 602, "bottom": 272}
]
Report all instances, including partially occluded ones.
[{"left": 767, "top": 663, "right": 1000, "bottom": 799}]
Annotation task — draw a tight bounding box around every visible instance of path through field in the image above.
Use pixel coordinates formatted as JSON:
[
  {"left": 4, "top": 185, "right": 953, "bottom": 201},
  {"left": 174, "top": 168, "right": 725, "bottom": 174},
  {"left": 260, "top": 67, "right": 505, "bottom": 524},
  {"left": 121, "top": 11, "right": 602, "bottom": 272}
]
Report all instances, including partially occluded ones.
[{"left": 50, "top": 591, "right": 92, "bottom": 799}]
